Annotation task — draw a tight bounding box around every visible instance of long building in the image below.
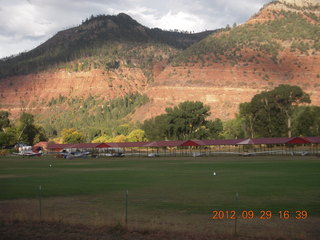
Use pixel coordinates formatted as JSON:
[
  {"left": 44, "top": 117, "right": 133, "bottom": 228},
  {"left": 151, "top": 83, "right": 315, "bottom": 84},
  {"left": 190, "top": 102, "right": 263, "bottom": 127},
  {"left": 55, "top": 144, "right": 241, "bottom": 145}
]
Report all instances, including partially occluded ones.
[{"left": 46, "top": 136, "right": 320, "bottom": 157}]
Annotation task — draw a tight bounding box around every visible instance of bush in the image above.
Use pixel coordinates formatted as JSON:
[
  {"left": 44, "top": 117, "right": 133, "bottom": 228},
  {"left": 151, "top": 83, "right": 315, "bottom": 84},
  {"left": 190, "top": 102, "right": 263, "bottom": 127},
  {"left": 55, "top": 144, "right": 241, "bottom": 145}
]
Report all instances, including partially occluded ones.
[{"left": 0, "top": 149, "right": 8, "bottom": 156}]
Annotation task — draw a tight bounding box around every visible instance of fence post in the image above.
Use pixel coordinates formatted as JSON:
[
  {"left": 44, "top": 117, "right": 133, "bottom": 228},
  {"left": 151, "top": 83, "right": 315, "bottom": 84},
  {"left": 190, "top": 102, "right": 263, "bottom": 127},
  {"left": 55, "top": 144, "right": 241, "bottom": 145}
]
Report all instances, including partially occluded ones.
[
  {"left": 234, "top": 192, "right": 239, "bottom": 236},
  {"left": 39, "top": 185, "right": 42, "bottom": 221},
  {"left": 125, "top": 190, "right": 128, "bottom": 225}
]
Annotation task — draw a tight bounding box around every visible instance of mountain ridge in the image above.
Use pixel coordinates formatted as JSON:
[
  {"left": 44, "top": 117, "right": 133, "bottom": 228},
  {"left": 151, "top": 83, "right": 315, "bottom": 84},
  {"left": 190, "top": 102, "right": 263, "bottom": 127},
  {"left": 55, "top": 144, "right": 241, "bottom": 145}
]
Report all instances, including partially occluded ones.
[{"left": 0, "top": 13, "right": 214, "bottom": 79}]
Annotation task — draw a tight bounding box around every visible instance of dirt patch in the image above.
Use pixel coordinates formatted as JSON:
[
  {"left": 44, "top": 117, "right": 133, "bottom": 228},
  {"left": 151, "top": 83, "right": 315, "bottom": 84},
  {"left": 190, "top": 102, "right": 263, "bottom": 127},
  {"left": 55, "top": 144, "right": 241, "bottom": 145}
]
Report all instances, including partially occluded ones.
[
  {"left": 0, "top": 220, "right": 306, "bottom": 240},
  {"left": 1, "top": 197, "right": 319, "bottom": 240}
]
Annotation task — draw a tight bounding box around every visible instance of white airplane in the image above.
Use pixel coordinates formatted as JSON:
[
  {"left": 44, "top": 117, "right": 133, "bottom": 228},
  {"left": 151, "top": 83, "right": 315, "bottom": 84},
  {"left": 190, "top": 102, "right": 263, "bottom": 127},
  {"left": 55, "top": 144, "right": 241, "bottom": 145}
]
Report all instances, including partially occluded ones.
[
  {"left": 192, "top": 152, "right": 207, "bottom": 157},
  {"left": 100, "top": 152, "right": 125, "bottom": 157},
  {"left": 147, "top": 153, "right": 159, "bottom": 157},
  {"left": 12, "top": 146, "right": 42, "bottom": 157},
  {"left": 59, "top": 151, "right": 91, "bottom": 159}
]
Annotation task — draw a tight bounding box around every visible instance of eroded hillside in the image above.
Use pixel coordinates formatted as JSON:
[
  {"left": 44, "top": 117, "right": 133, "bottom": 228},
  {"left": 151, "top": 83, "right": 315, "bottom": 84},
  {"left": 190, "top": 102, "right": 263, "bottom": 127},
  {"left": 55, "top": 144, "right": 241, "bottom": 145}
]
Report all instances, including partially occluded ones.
[{"left": 132, "top": 0, "right": 320, "bottom": 121}]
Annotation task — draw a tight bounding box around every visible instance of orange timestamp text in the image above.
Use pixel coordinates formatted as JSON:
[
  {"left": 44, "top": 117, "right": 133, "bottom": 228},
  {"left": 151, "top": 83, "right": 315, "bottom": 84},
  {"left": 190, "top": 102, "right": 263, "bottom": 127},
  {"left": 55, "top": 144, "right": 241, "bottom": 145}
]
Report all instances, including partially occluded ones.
[{"left": 211, "top": 210, "right": 308, "bottom": 220}]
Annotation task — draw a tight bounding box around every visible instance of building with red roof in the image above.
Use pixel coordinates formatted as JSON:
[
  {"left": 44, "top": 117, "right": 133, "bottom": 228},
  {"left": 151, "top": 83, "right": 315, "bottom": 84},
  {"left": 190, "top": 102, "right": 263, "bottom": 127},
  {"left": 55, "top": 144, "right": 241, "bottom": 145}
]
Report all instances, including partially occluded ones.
[
  {"left": 32, "top": 141, "right": 49, "bottom": 152},
  {"left": 45, "top": 136, "right": 319, "bottom": 157}
]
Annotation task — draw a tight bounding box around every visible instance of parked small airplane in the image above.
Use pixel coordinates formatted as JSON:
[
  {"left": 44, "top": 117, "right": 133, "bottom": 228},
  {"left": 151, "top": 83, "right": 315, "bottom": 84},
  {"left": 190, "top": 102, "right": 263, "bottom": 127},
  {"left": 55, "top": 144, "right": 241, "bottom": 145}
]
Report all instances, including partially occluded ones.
[
  {"left": 59, "top": 151, "right": 91, "bottom": 159},
  {"left": 12, "top": 146, "right": 42, "bottom": 157},
  {"left": 148, "top": 153, "right": 159, "bottom": 157},
  {"left": 100, "top": 148, "right": 124, "bottom": 157},
  {"left": 100, "top": 152, "right": 125, "bottom": 157}
]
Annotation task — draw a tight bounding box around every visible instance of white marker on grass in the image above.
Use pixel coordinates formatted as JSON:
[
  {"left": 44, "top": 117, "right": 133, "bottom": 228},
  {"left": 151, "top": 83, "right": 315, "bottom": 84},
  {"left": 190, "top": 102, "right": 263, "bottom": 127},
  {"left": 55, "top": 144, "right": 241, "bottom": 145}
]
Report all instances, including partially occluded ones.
[{"left": 213, "top": 172, "right": 216, "bottom": 176}]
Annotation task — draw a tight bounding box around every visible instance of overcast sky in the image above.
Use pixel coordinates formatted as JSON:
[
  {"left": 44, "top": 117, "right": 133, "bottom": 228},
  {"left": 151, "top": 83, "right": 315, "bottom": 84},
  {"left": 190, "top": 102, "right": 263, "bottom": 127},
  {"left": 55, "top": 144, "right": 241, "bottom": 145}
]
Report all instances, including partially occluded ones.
[{"left": 0, "top": 0, "right": 271, "bottom": 59}]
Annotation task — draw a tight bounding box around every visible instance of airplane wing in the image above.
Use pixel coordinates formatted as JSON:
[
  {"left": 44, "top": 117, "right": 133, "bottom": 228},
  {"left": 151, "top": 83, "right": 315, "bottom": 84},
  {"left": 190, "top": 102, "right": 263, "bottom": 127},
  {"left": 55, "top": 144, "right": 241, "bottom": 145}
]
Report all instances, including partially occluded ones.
[{"left": 12, "top": 152, "right": 42, "bottom": 157}]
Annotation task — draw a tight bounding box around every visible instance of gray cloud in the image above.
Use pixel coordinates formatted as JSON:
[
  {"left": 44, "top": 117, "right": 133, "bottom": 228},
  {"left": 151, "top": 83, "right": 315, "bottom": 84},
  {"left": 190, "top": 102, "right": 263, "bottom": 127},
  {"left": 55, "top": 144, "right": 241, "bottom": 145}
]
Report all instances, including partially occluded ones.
[{"left": 0, "top": 0, "right": 270, "bottom": 58}]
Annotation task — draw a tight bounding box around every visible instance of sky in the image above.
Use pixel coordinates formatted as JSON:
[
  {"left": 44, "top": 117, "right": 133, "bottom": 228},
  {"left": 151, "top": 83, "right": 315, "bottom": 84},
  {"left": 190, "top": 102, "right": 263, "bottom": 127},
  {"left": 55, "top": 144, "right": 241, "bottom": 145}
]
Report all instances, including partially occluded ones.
[{"left": 0, "top": 0, "right": 271, "bottom": 59}]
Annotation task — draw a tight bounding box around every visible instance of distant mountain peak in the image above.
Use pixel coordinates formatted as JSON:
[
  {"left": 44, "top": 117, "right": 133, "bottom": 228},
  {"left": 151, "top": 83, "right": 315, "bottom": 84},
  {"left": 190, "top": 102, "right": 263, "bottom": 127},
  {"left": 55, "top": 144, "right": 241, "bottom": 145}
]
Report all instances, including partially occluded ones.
[
  {"left": 117, "top": 13, "right": 134, "bottom": 20},
  {"left": 82, "top": 12, "right": 141, "bottom": 27}
]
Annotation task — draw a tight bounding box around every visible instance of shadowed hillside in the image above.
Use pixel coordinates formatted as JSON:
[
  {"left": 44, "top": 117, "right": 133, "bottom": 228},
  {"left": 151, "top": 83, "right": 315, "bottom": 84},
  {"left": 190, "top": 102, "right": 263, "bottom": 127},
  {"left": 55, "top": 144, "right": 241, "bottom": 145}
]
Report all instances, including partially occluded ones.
[{"left": 0, "top": 13, "right": 213, "bottom": 79}]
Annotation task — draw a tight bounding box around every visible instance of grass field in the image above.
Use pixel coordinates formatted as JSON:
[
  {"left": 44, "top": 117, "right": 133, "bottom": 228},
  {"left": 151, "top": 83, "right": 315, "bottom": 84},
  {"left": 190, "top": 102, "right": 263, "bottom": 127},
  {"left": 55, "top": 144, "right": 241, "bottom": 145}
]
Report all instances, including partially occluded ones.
[{"left": 0, "top": 155, "right": 319, "bottom": 239}]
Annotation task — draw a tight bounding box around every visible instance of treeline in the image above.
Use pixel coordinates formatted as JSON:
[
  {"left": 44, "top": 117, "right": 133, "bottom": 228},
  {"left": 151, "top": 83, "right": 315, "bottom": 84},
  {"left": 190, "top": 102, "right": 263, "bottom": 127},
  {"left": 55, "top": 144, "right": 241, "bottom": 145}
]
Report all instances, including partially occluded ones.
[
  {"left": 0, "top": 93, "right": 149, "bottom": 146},
  {"left": 0, "top": 112, "right": 47, "bottom": 147},
  {"left": 142, "top": 85, "right": 319, "bottom": 141},
  {"left": 38, "top": 93, "right": 149, "bottom": 141},
  {"left": 56, "top": 128, "right": 147, "bottom": 144},
  {"left": 224, "top": 85, "right": 320, "bottom": 139}
]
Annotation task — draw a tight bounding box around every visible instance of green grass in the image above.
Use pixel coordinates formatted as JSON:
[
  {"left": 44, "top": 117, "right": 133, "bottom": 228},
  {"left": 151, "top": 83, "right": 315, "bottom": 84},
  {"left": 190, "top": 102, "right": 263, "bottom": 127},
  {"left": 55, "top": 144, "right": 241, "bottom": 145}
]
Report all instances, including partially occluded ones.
[
  {"left": 1, "top": 155, "right": 320, "bottom": 238},
  {"left": 0, "top": 155, "right": 319, "bottom": 216}
]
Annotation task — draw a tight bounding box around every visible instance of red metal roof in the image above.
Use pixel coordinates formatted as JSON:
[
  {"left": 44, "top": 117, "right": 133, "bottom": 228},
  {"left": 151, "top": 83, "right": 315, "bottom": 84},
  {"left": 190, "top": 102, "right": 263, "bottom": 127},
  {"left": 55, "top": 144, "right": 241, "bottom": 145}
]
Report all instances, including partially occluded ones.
[
  {"left": 47, "top": 143, "right": 111, "bottom": 149},
  {"left": 232, "top": 137, "right": 315, "bottom": 145},
  {"left": 286, "top": 137, "right": 311, "bottom": 145},
  {"left": 306, "top": 137, "right": 320, "bottom": 144},
  {"left": 69, "top": 143, "right": 112, "bottom": 148},
  {"left": 252, "top": 137, "right": 311, "bottom": 145},
  {"left": 181, "top": 140, "right": 204, "bottom": 146},
  {"left": 33, "top": 141, "right": 48, "bottom": 147},
  {"left": 145, "top": 140, "right": 186, "bottom": 147},
  {"left": 144, "top": 141, "right": 158, "bottom": 147},
  {"left": 199, "top": 139, "right": 246, "bottom": 146},
  {"left": 243, "top": 137, "right": 288, "bottom": 145},
  {"left": 111, "top": 142, "right": 150, "bottom": 148},
  {"left": 47, "top": 143, "right": 74, "bottom": 149}
]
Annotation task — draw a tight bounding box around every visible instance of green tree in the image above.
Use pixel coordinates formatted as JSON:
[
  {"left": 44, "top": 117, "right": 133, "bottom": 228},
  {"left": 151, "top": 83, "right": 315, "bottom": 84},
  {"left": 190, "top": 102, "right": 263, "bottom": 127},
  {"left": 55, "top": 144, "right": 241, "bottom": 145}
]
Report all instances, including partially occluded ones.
[
  {"left": 251, "top": 91, "right": 287, "bottom": 137},
  {"left": 239, "top": 102, "right": 255, "bottom": 138},
  {"left": 34, "top": 126, "right": 48, "bottom": 143},
  {"left": 61, "top": 128, "right": 86, "bottom": 144},
  {"left": 0, "top": 127, "right": 19, "bottom": 147},
  {"left": 18, "top": 113, "right": 39, "bottom": 145},
  {"left": 20, "top": 112, "right": 35, "bottom": 126},
  {"left": 269, "top": 85, "right": 311, "bottom": 137},
  {"left": 113, "top": 134, "right": 126, "bottom": 143},
  {"left": 0, "top": 111, "right": 10, "bottom": 131},
  {"left": 293, "top": 106, "right": 320, "bottom": 136},
  {"left": 114, "top": 124, "right": 133, "bottom": 136},
  {"left": 142, "top": 114, "right": 169, "bottom": 141},
  {"left": 222, "top": 117, "right": 245, "bottom": 139},
  {"left": 240, "top": 85, "right": 310, "bottom": 138},
  {"left": 165, "top": 101, "right": 210, "bottom": 140},
  {"left": 0, "top": 132, "right": 6, "bottom": 147},
  {"left": 92, "top": 135, "right": 112, "bottom": 143},
  {"left": 126, "top": 129, "right": 147, "bottom": 142},
  {"left": 143, "top": 102, "right": 222, "bottom": 141},
  {"left": 206, "top": 119, "right": 224, "bottom": 139}
]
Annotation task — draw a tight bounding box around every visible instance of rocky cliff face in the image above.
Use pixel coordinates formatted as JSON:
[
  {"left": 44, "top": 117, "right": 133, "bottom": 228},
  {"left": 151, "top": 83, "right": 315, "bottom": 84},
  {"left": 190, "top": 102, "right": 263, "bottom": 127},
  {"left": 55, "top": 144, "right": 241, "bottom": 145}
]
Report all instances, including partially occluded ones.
[
  {"left": 278, "top": 0, "right": 320, "bottom": 6},
  {"left": 0, "top": 68, "right": 147, "bottom": 117},
  {"left": 133, "top": 54, "right": 320, "bottom": 121}
]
